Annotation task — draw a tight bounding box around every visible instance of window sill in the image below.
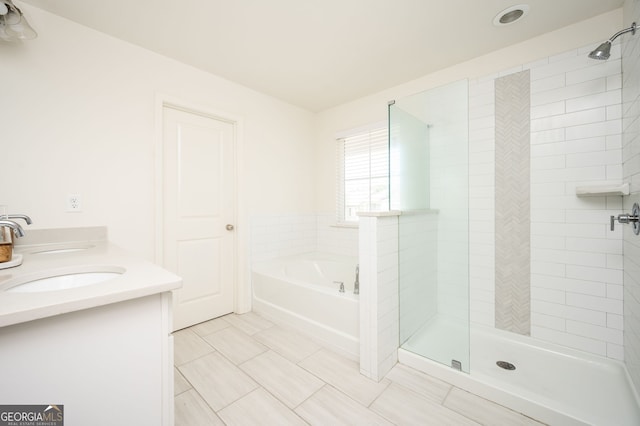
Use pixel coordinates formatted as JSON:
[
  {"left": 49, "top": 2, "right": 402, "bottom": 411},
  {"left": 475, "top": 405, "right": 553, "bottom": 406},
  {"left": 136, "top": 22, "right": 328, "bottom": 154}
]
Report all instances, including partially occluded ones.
[
  {"left": 331, "top": 222, "right": 359, "bottom": 229},
  {"left": 357, "top": 210, "right": 402, "bottom": 217}
]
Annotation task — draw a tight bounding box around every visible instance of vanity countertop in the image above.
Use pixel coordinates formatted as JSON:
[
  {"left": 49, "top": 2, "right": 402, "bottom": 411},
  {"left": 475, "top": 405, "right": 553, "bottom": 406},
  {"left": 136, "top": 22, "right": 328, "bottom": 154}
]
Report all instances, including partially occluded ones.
[{"left": 0, "top": 227, "right": 182, "bottom": 327}]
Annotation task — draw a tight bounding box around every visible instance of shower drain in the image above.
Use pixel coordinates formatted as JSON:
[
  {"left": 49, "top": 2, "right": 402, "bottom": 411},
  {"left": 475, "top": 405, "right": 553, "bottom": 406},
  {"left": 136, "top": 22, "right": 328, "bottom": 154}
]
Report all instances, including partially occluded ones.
[{"left": 496, "top": 360, "right": 516, "bottom": 370}]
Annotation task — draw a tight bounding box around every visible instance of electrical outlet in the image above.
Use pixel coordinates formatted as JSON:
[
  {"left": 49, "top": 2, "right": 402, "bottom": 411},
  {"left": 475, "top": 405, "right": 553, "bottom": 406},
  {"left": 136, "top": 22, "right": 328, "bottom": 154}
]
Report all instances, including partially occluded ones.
[{"left": 67, "top": 194, "right": 82, "bottom": 212}]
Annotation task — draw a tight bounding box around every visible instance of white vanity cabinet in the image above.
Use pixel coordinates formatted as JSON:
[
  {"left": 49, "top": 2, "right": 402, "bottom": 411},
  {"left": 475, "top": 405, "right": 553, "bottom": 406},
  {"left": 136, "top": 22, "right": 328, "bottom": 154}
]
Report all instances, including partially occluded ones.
[
  {"left": 0, "top": 228, "right": 181, "bottom": 426},
  {"left": 0, "top": 292, "right": 175, "bottom": 426}
]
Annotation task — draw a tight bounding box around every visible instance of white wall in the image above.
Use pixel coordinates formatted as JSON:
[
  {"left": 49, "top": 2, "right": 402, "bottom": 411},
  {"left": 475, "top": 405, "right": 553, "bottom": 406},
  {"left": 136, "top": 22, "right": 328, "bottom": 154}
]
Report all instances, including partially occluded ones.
[
  {"left": 0, "top": 5, "right": 316, "bottom": 267},
  {"left": 467, "top": 44, "right": 625, "bottom": 359},
  {"left": 5, "top": 4, "right": 632, "bottom": 353},
  {"left": 314, "top": 9, "right": 623, "bottom": 211},
  {"left": 248, "top": 213, "right": 358, "bottom": 264},
  {"left": 622, "top": 0, "right": 640, "bottom": 393},
  {"left": 316, "top": 9, "right": 628, "bottom": 359}
]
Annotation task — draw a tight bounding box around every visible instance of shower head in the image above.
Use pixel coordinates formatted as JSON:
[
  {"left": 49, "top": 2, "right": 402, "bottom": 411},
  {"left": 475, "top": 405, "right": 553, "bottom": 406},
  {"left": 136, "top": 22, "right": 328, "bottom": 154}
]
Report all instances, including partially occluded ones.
[
  {"left": 588, "top": 41, "right": 612, "bottom": 60},
  {"left": 588, "top": 22, "right": 636, "bottom": 60}
]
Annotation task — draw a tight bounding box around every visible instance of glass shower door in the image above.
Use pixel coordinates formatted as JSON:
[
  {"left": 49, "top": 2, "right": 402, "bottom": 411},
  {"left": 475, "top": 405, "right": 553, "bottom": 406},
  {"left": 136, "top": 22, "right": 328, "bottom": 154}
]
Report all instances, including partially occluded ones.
[{"left": 390, "top": 79, "right": 470, "bottom": 372}]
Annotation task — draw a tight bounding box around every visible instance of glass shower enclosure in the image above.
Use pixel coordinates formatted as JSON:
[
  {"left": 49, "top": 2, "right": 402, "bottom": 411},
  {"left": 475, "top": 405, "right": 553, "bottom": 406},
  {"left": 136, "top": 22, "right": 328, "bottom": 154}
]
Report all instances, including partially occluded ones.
[{"left": 390, "top": 79, "right": 470, "bottom": 372}]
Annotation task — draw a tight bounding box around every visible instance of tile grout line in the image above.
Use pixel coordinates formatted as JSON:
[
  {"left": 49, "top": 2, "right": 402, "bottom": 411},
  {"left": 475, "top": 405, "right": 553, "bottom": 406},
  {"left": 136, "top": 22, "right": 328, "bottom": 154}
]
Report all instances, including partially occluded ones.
[
  {"left": 440, "top": 387, "right": 485, "bottom": 426},
  {"left": 173, "top": 369, "right": 225, "bottom": 424},
  {"left": 174, "top": 316, "right": 545, "bottom": 425},
  {"left": 245, "top": 376, "right": 312, "bottom": 425},
  {"left": 186, "top": 314, "right": 319, "bottom": 423},
  {"left": 237, "top": 319, "right": 396, "bottom": 422}
]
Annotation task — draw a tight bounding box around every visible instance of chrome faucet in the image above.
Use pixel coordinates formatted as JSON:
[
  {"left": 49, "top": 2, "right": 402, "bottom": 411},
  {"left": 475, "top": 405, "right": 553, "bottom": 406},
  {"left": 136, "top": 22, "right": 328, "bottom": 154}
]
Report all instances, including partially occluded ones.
[
  {"left": 354, "top": 264, "right": 359, "bottom": 295},
  {"left": 334, "top": 281, "right": 345, "bottom": 293},
  {"left": 0, "top": 219, "right": 25, "bottom": 237},
  {"left": 7, "top": 214, "right": 33, "bottom": 225}
]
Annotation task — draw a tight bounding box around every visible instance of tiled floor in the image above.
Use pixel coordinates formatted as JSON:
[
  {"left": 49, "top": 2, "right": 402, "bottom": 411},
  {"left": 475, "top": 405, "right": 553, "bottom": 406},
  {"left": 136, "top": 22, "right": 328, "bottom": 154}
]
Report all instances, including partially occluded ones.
[{"left": 173, "top": 312, "right": 544, "bottom": 425}]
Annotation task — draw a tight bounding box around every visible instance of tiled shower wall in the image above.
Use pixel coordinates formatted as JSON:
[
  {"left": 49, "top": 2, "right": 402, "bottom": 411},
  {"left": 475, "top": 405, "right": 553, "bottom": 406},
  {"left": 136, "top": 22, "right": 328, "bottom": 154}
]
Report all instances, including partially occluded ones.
[
  {"left": 249, "top": 213, "right": 358, "bottom": 263},
  {"left": 398, "top": 211, "right": 438, "bottom": 344},
  {"left": 622, "top": 0, "right": 640, "bottom": 392},
  {"left": 469, "top": 42, "right": 625, "bottom": 359}
]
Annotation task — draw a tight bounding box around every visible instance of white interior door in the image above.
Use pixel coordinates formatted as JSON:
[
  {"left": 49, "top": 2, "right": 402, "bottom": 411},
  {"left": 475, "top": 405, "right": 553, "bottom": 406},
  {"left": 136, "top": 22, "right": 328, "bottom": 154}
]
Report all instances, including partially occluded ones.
[{"left": 162, "top": 106, "right": 235, "bottom": 330}]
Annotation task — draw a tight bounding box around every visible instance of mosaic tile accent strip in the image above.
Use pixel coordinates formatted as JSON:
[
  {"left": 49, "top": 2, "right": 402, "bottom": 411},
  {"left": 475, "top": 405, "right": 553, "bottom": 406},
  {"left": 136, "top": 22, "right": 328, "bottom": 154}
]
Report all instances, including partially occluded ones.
[{"left": 494, "top": 70, "right": 531, "bottom": 336}]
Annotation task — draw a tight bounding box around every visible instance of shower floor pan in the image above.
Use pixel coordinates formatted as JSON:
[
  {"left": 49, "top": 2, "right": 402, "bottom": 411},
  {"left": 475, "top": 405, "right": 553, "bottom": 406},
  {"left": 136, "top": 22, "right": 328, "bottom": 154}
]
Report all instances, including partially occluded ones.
[{"left": 399, "top": 317, "right": 640, "bottom": 426}]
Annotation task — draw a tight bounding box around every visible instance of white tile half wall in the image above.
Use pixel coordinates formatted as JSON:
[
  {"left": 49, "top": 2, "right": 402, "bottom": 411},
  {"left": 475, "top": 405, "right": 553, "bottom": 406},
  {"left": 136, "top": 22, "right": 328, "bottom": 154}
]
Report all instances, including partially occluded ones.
[
  {"left": 358, "top": 213, "right": 400, "bottom": 381},
  {"left": 469, "top": 42, "right": 624, "bottom": 360},
  {"left": 249, "top": 213, "right": 358, "bottom": 263}
]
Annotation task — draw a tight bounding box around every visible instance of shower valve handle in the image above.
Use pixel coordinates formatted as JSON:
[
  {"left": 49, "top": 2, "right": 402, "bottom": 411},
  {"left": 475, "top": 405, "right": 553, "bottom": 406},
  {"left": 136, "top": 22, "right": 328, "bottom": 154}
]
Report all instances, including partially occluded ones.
[
  {"left": 610, "top": 203, "right": 640, "bottom": 235},
  {"left": 610, "top": 214, "right": 638, "bottom": 229}
]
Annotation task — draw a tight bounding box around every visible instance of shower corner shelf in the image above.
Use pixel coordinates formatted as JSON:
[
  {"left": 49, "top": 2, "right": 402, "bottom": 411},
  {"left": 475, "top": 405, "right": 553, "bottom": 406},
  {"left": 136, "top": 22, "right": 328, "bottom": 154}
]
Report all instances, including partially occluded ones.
[{"left": 575, "top": 183, "right": 630, "bottom": 197}]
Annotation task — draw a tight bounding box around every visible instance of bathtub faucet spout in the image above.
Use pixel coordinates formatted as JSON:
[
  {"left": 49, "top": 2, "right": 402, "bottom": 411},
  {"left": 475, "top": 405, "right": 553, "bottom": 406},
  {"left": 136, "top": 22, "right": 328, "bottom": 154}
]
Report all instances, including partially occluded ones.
[{"left": 354, "top": 264, "right": 359, "bottom": 295}]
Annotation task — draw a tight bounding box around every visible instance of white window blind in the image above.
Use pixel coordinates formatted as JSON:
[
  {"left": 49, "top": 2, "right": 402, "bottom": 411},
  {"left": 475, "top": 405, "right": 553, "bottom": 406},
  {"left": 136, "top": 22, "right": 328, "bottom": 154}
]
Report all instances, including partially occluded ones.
[{"left": 337, "top": 127, "right": 389, "bottom": 222}]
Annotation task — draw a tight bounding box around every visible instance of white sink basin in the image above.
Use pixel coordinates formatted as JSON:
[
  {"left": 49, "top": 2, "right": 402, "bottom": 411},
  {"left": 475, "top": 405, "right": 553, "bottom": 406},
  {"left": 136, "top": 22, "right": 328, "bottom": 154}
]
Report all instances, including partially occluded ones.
[{"left": 6, "top": 266, "right": 125, "bottom": 293}]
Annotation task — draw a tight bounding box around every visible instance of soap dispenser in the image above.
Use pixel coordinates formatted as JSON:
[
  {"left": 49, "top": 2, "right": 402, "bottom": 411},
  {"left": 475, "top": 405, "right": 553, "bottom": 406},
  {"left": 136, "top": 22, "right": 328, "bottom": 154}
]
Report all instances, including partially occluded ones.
[
  {"left": 0, "top": 226, "right": 12, "bottom": 262},
  {"left": 0, "top": 205, "right": 12, "bottom": 262}
]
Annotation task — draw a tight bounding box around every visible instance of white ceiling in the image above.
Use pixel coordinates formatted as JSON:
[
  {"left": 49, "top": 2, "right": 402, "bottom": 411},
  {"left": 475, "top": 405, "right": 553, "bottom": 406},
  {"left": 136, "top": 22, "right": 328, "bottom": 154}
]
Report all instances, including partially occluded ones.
[{"left": 20, "top": 0, "right": 624, "bottom": 111}]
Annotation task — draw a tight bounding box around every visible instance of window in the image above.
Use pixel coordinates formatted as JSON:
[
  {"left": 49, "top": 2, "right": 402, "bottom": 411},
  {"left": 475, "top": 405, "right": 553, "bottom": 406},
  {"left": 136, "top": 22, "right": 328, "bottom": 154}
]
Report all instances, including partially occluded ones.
[{"left": 337, "top": 126, "right": 389, "bottom": 223}]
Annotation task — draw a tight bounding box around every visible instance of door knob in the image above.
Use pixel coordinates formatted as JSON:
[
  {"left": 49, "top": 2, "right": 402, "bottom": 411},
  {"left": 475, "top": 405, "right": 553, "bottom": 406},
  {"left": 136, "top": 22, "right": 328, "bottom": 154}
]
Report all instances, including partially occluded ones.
[{"left": 226, "top": 224, "right": 235, "bottom": 231}]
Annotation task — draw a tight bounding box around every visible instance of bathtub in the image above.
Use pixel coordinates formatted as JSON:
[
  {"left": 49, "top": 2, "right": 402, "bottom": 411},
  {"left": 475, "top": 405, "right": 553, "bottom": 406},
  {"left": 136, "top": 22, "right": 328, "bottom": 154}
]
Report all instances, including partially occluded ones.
[{"left": 251, "top": 252, "right": 359, "bottom": 357}]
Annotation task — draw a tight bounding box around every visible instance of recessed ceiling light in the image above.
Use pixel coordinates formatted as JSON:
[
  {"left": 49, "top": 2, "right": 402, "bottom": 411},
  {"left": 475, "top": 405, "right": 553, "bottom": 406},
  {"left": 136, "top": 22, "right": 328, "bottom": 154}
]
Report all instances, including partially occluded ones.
[{"left": 493, "top": 4, "right": 530, "bottom": 26}]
